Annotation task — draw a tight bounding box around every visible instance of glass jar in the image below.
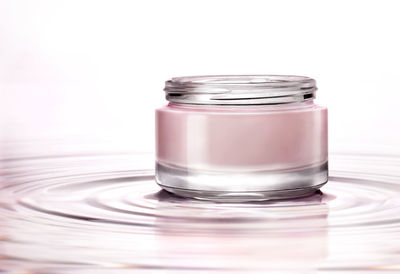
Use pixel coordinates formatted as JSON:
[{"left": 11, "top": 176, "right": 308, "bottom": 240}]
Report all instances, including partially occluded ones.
[{"left": 155, "top": 75, "right": 328, "bottom": 201}]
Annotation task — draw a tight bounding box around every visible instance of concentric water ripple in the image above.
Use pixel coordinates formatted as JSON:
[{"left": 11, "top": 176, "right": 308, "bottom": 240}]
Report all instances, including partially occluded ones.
[{"left": 1, "top": 153, "right": 400, "bottom": 273}]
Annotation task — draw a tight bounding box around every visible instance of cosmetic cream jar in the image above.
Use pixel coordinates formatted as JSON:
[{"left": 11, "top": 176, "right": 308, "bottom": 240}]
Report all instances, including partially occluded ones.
[{"left": 155, "top": 75, "right": 328, "bottom": 201}]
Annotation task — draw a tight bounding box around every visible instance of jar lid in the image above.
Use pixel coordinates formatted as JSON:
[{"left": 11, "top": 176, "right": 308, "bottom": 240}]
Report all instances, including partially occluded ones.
[{"left": 164, "top": 75, "right": 317, "bottom": 105}]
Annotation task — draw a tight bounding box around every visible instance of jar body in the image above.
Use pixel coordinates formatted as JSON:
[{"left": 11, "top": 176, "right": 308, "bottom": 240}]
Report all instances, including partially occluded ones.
[{"left": 155, "top": 102, "right": 328, "bottom": 201}]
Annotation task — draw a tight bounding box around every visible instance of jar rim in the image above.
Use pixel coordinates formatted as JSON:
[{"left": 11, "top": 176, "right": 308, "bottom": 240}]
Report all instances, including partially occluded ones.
[{"left": 164, "top": 75, "right": 317, "bottom": 105}]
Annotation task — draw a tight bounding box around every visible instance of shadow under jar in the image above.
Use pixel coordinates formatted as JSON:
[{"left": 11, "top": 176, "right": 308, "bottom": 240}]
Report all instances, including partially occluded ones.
[{"left": 155, "top": 75, "right": 328, "bottom": 202}]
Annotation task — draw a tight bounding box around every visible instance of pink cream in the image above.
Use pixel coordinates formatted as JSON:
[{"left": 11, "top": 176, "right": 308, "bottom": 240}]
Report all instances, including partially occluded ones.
[{"left": 157, "top": 103, "right": 327, "bottom": 172}]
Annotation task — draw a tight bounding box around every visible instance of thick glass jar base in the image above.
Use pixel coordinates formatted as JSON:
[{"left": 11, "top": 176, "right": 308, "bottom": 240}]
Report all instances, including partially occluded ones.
[
  {"left": 155, "top": 162, "right": 328, "bottom": 202},
  {"left": 158, "top": 183, "right": 326, "bottom": 202}
]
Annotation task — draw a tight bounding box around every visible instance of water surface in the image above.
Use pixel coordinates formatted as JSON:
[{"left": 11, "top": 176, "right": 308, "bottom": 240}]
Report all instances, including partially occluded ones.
[{"left": 0, "top": 153, "right": 399, "bottom": 273}]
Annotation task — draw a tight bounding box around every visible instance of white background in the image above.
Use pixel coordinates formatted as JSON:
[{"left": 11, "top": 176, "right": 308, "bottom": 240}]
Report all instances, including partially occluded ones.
[{"left": 1, "top": 0, "right": 400, "bottom": 155}]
